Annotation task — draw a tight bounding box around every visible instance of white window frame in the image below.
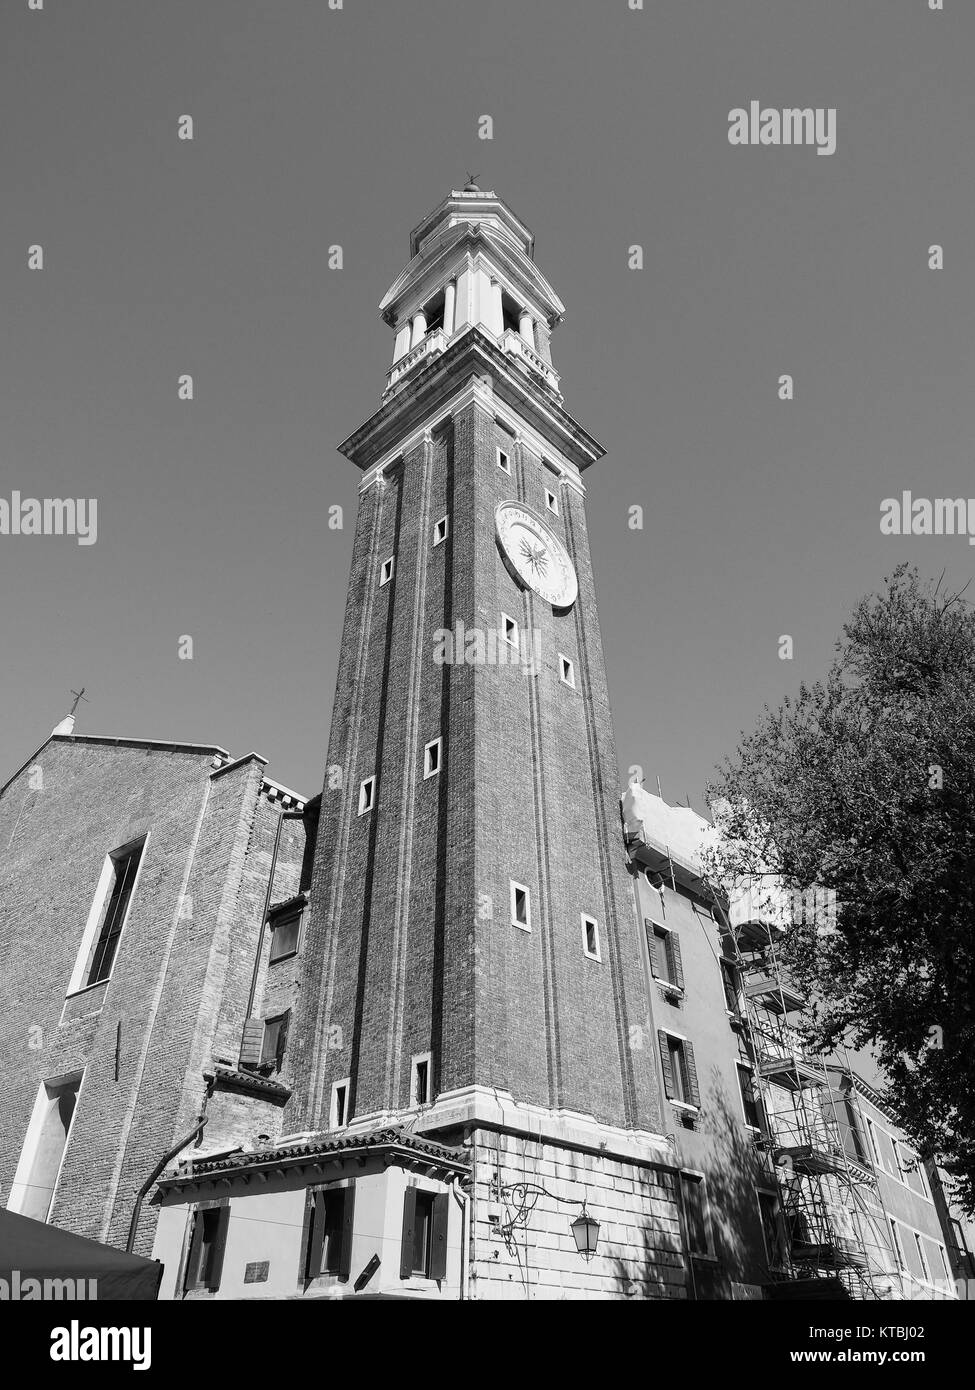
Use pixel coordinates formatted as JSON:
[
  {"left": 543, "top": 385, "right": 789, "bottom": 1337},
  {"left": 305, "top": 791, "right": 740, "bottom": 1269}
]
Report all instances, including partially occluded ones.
[
  {"left": 423, "top": 738, "right": 442, "bottom": 779},
  {"left": 433, "top": 516, "right": 448, "bottom": 546},
  {"left": 736, "top": 1060, "right": 763, "bottom": 1133},
  {"left": 358, "top": 776, "right": 376, "bottom": 815},
  {"left": 659, "top": 1028, "right": 697, "bottom": 1111},
  {"left": 410, "top": 1052, "right": 432, "bottom": 1107},
  {"left": 501, "top": 613, "right": 518, "bottom": 649},
  {"left": 330, "top": 1077, "right": 351, "bottom": 1131},
  {"left": 496, "top": 447, "right": 511, "bottom": 474},
  {"left": 510, "top": 880, "right": 531, "bottom": 932},
  {"left": 756, "top": 1187, "right": 786, "bottom": 1270},
  {"left": 544, "top": 488, "right": 559, "bottom": 515},
  {"left": 913, "top": 1231, "right": 931, "bottom": 1284},
  {"left": 558, "top": 654, "right": 575, "bottom": 688},
  {"left": 889, "top": 1218, "right": 907, "bottom": 1273},
  {"left": 380, "top": 556, "right": 394, "bottom": 586},
  {"left": 66, "top": 835, "right": 149, "bottom": 996},
  {"left": 581, "top": 914, "right": 601, "bottom": 962},
  {"left": 7, "top": 1070, "right": 85, "bottom": 1217}
]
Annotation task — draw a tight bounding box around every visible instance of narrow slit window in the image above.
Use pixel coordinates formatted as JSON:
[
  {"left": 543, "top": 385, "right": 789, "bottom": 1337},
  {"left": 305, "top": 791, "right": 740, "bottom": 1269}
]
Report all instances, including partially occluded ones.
[
  {"left": 501, "top": 614, "right": 518, "bottom": 648},
  {"left": 545, "top": 489, "right": 559, "bottom": 514},
  {"left": 433, "top": 516, "right": 448, "bottom": 546},
  {"left": 497, "top": 448, "right": 511, "bottom": 474},
  {"left": 84, "top": 840, "right": 145, "bottom": 988},
  {"left": 582, "top": 914, "right": 600, "bottom": 961},
  {"left": 423, "top": 738, "right": 442, "bottom": 779},
  {"left": 330, "top": 1078, "right": 350, "bottom": 1130},
  {"left": 380, "top": 557, "right": 394, "bottom": 586},
  {"left": 411, "top": 1053, "right": 432, "bottom": 1106},
  {"left": 358, "top": 776, "right": 376, "bottom": 815},
  {"left": 510, "top": 881, "right": 531, "bottom": 931},
  {"left": 559, "top": 654, "right": 575, "bottom": 688}
]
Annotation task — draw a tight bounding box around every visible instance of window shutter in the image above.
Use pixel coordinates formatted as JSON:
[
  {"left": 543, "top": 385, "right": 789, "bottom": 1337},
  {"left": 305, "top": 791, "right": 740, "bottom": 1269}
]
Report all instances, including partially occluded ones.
[
  {"left": 338, "top": 1184, "right": 356, "bottom": 1281},
  {"left": 670, "top": 934, "right": 685, "bottom": 991},
  {"left": 646, "top": 920, "right": 662, "bottom": 978},
  {"left": 306, "top": 1191, "right": 325, "bottom": 1279},
  {"left": 684, "top": 1040, "right": 701, "bottom": 1108},
  {"left": 274, "top": 1009, "right": 291, "bottom": 1072},
  {"left": 239, "top": 1017, "right": 264, "bottom": 1068},
  {"left": 400, "top": 1186, "right": 417, "bottom": 1278},
  {"left": 658, "top": 1031, "right": 675, "bottom": 1099},
  {"left": 429, "top": 1193, "right": 449, "bottom": 1281},
  {"left": 208, "top": 1205, "right": 231, "bottom": 1289},
  {"left": 184, "top": 1209, "right": 204, "bottom": 1290}
]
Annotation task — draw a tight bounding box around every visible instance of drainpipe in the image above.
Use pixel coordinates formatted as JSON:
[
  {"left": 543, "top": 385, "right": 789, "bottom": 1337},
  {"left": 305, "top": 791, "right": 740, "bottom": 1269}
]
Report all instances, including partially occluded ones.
[
  {"left": 126, "top": 1112, "right": 208, "bottom": 1254},
  {"left": 447, "top": 1173, "right": 469, "bottom": 1302}
]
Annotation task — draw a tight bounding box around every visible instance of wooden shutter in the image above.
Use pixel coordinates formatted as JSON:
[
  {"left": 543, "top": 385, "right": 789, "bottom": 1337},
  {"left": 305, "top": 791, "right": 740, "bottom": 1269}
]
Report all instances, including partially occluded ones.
[
  {"left": 658, "top": 1031, "right": 675, "bottom": 1099},
  {"left": 669, "top": 934, "right": 685, "bottom": 991},
  {"left": 274, "top": 1009, "right": 291, "bottom": 1072},
  {"left": 208, "top": 1205, "right": 231, "bottom": 1289},
  {"left": 239, "top": 1017, "right": 264, "bottom": 1068},
  {"left": 338, "top": 1184, "right": 356, "bottom": 1280},
  {"left": 306, "top": 1191, "right": 325, "bottom": 1279},
  {"left": 646, "top": 920, "right": 662, "bottom": 978},
  {"left": 429, "top": 1193, "right": 449, "bottom": 1281},
  {"left": 184, "top": 1209, "right": 204, "bottom": 1290},
  {"left": 684, "top": 1040, "right": 701, "bottom": 1108},
  {"left": 400, "top": 1186, "right": 417, "bottom": 1278}
]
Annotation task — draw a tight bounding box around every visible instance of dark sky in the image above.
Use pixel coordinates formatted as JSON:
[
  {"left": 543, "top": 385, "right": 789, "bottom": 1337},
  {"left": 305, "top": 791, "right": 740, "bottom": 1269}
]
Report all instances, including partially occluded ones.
[{"left": 2, "top": 0, "right": 973, "bottom": 810}]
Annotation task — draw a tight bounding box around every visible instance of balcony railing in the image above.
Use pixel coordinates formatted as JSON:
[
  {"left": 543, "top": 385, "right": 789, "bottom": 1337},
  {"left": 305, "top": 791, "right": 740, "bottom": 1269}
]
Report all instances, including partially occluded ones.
[{"left": 385, "top": 329, "right": 448, "bottom": 392}]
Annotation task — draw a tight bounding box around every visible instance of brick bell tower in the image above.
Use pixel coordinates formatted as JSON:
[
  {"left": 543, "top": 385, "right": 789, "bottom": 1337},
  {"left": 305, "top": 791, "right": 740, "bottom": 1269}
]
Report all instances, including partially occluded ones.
[{"left": 288, "top": 185, "right": 683, "bottom": 1297}]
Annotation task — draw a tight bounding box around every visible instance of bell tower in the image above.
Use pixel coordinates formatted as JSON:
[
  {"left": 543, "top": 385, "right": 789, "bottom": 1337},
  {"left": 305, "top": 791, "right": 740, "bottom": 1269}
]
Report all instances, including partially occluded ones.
[{"left": 288, "top": 185, "right": 682, "bottom": 1296}]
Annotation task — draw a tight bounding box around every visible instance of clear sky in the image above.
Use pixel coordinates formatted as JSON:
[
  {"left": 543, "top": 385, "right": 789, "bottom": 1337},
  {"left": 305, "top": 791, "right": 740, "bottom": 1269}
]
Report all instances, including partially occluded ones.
[{"left": 2, "top": 0, "right": 973, "bottom": 810}]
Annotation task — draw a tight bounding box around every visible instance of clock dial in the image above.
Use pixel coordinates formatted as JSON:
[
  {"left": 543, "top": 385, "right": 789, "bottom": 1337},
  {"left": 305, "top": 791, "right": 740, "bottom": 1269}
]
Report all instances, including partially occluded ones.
[{"left": 495, "top": 501, "right": 578, "bottom": 609}]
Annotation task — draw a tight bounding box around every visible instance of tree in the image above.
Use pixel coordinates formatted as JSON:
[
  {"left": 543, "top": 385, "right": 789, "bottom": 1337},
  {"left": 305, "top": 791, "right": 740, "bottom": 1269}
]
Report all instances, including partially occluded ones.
[{"left": 706, "top": 565, "right": 975, "bottom": 1213}]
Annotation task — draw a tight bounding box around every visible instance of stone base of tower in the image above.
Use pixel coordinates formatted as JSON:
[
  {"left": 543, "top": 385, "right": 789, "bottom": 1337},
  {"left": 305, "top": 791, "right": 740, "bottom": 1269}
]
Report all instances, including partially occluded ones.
[{"left": 410, "top": 1087, "right": 688, "bottom": 1300}]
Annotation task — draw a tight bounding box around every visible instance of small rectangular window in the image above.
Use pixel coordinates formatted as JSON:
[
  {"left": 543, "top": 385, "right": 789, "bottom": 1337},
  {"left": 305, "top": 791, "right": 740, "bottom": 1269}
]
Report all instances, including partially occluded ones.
[
  {"left": 411, "top": 1053, "right": 432, "bottom": 1106},
  {"left": 268, "top": 909, "right": 301, "bottom": 963},
  {"left": 647, "top": 922, "right": 683, "bottom": 991},
  {"left": 758, "top": 1190, "right": 785, "bottom": 1269},
  {"left": 582, "top": 914, "right": 600, "bottom": 961},
  {"left": 501, "top": 614, "right": 518, "bottom": 648},
  {"left": 260, "top": 1011, "right": 290, "bottom": 1072},
  {"left": 433, "top": 516, "right": 448, "bottom": 546},
  {"left": 658, "top": 1031, "right": 700, "bottom": 1107},
  {"left": 720, "top": 958, "right": 741, "bottom": 1014},
  {"left": 544, "top": 489, "right": 558, "bottom": 514},
  {"left": 330, "top": 1078, "right": 350, "bottom": 1130},
  {"left": 889, "top": 1218, "right": 907, "bottom": 1273},
  {"left": 559, "top": 654, "right": 575, "bottom": 688},
  {"left": 380, "top": 557, "right": 394, "bottom": 586},
  {"left": 737, "top": 1063, "right": 762, "bottom": 1130},
  {"left": 400, "top": 1188, "right": 448, "bottom": 1280},
  {"left": 423, "top": 738, "right": 442, "bottom": 779},
  {"left": 497, "top": 448, "right": 511, "bottom": 474},
  {"left": 510, "top": 880, "right": 531, "bottom": 931},
  {"left": 358, "top": 776, "right": 376, "bottom": 815},
  {"left": 681, "top": 1173, "right": 711, "bottom": 1255},
  {"left": 184, "top": 1204, "right": 230, "bottom": 1293}
]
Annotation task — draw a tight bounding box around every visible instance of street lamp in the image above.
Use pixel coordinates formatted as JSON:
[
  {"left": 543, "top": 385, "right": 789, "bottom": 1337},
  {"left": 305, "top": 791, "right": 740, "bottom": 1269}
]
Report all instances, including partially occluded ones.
[
  {"left": 497, "top": 1181, "right": 601, "bottom": 1259},
  {"left": 570, "top": 1203, "right": 600, "bottom": 1259}
]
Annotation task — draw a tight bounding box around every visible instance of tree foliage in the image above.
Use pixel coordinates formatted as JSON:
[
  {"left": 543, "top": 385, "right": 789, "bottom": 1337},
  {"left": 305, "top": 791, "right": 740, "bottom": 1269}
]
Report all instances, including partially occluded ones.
[{"left": 706, "top": 566, "right": 975, "bottom": 1212}]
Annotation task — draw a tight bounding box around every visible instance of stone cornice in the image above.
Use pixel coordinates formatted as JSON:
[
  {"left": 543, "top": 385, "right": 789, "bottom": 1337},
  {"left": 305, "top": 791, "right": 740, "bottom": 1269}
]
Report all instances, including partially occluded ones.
[{"left": 339, "top": 327, "right": 603, "bottom": 478}]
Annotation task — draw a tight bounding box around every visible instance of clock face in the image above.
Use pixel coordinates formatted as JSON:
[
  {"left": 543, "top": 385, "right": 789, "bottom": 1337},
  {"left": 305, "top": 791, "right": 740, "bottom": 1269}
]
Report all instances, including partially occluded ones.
[{"left": 495, "top": 501, "right": 578, "bottom": 609}]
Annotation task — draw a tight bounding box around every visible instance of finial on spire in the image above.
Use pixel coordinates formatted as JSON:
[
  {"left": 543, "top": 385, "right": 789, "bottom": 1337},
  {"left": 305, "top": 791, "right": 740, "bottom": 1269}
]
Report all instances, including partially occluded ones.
[
  {"left": 463, "top": 171, "right": 481, "bottom": 192},
  {"left": 52, "top": 686, "right": 88, "bottom": 737}
]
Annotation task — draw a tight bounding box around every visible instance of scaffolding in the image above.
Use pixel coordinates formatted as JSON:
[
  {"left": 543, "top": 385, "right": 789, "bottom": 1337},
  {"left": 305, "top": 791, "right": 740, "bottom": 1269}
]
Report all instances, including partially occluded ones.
[
  {"left": 721, "top": 900, "right": 897, "bottom": 1300},
  {"left": 621, "top": 783, "right": 900, "bottom": 1300}
]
